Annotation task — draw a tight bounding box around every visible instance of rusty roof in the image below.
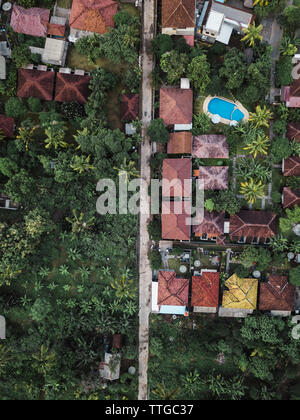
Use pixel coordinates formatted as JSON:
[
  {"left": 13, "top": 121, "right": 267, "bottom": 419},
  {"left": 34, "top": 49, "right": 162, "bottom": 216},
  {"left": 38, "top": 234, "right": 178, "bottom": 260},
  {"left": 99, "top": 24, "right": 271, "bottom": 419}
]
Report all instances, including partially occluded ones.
[
  {"left": 162, "top": 0, "right": 195, "bottom": 29},
  {"left": 0, "top": 115, "right": 14, "bottom": 138},
  {"left": 197, "top": 166, "right": 228, "bottom": 190},
  {"left": 161, "top": 200, "right": 191, "bottom": 241},
  {"left": 11, "top": 5, "right": 50, "bottom": 37},
  {"left": 158, "top": 270, "right": 189, "bottom": 306},
  {"left": 191, "top": 272, "right": 219, "bottom": 308},
  {"left": 121, "top": 94, "right": 139, "bottom": 122},
  {"left": 193, "top": 210, "right": 225, "bottom": 236},
  {"left": 259, "top": 275, "right": 295, "bottom": 312},
  {"left": 167, "top": 132, "right": 192, "bottom": 154},
  {"left": 287, "top": 122, "right": 300, "bottom": 143},
  {"left": 54, "top": 72, "right": 91, "bottom": 104},
  {"left": 69, "top": 0, "right": 118, "bottom": 34},
  {"left": 160, "top": 87, "right": 193, "bottom": 126},
  {"left": 229, "top": 210, "right": 278, "bottom": 239},
  {"left": 283, "top": 156, "right": 300, "bottom": 176},
  {"left": 17, "top": 68, "right": 55, "bottom": 101},
  {"left": 283, "top": 187, "right": 300, "bottom": 209},
  {"left": 162, "top": 158, "right": 192, "bottom": 198},
  {"left": 192, "top": 135, "right": 229, "bottom": 159}
]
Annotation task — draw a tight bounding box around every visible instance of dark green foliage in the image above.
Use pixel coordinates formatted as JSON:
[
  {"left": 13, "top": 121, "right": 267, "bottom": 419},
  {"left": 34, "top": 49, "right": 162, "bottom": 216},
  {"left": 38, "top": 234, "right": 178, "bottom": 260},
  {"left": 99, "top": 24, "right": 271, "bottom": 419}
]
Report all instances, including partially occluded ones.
[
  {"left": 289, "top": 266, "right": 300, "bottom": 286},
  {"left": 271, "top": 136, "right": 292, "bottom": 163},
  {"left": 5, "top": 97, "right": 27, "bottom": 119},
  {"left": 151, "top": 34, "right": 173, "bottom": 58},
  {"left": 147, "top": 119, "right": 169, "bottom": 144},
  {"left": 60, "top": 102, "right": 85, "bottom": 120},
  {"left": 27, "top": 97, "right": 42, "bottom": 113},
  {"left": 276, "top": 56, "right": 293, "bottom": 87},
  {"left": 148, "top": 249, "right": 162, "bottom": 270},
  {"left": 148, "top": 218, "right": 161, "bottom": 241}
]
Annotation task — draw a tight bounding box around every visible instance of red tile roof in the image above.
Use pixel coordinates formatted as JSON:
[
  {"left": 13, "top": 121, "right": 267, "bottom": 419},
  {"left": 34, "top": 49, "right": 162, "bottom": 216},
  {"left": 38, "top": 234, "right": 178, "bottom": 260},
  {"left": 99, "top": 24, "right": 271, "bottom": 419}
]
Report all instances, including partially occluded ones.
[
  {"left": 192, "top": 135, "right": 229, "bottom": 159},
  {"left": 229, "top": 210, "right": 278, "bottom": 240},
  {"left": 121, "top": 94, "right": 139, "bottom": 122},
  {"left": 54, "top": 73, "right": 91, "bottom": 104},
  {"left": 162, "top": 158, "right": 192, "bottom": 197},
  {"left": 283, "top": 187, "right": 300, "bottom": 209},
  {"left": 162, "top": 0, "right": 195, "bottom": 29},
  {"left": 283, "top": 156, "right": 300, "bottom": 176},
  {"left": 161, "top": 200, "right": 191, "bottom": 241},
  {"left": 259, "top": 275, "right": 295, "bottom": 312},
  {"left": 287, "top": 122, "right": 300, "bottom": 143},
  {"left": 47, "top": 23, "right": 66, "bottom": 37},
  {"left": 191, "top": 272, "right": 219, "bottom": 308},
  {"left": 11, "top": 5, "right": 50, "bottom": 37},
  {"left": 69, "top": 0, "right": 118, "bottom": 34},
  {"left": 158, "top": 270, "right": 189, "bottom": 306},
  {"left": 193, "top": 210, "right": 225, "bottom": 237},
  {"left": 17, "top": 68, "right": 55, "bottom": 101},
  {"left": 0, "top": 115, "right": 14, "bottom": 138},
  {"left": 167, "top": 132, "right": 192, "bottom": 154},
  {"left": 160, "top": 87, "right": 193, "bottom": 126},
  {"left": 196, "top": 166, "right": 228, "bottom": 190}
]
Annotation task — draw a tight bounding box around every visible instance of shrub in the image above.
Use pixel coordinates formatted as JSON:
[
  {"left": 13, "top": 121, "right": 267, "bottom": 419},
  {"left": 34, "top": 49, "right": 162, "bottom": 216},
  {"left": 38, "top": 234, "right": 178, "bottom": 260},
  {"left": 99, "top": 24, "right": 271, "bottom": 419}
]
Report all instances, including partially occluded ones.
[
  {"left": 289, "top": 266, "right": 300, "bottom": 286},
  {"left": 271, "top": 136, "right": 292, "bottom": 163},
  {"left": 28, "top": 97, "right": 42, "bottom": 113},
  {"left": 276, "top": 56, "right": 293, "bottom": 87},
  {"left": 147, "top": 119, "right": 169, "bottom": 144},
  {"left": 5, "top": 97, "right": 27, "bottom": 119},
  {"left": 60, "top": 102, "right": 85, "bottom": 120},
  {"left": 148, "top": 249, "right": 162, "bottom": 270},
  {"left": 148, "top": 218, "right": 161, "bottom": 241}
]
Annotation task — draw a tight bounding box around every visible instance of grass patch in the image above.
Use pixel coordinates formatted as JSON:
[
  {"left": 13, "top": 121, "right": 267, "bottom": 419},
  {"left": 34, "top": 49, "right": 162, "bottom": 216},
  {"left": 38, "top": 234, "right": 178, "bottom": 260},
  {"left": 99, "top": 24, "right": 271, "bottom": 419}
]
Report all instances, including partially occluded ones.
[{"left": 57, "top": 0, "right": 72, "bottom": 8}]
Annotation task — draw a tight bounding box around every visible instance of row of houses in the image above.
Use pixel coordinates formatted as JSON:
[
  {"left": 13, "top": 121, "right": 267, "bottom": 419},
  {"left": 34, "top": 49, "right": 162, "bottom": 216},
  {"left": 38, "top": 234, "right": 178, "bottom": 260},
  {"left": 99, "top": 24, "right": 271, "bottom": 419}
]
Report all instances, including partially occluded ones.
[{"left": 152, "top": 270, "right": 296, "bottom": 318}]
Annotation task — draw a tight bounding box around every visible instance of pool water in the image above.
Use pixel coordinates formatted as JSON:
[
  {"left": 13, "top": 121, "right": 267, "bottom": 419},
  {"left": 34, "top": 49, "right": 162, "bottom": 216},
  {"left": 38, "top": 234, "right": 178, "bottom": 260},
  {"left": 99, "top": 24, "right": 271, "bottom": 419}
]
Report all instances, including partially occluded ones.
[{"left": 208, "top": 97, "right": 244, "bottom": 121}]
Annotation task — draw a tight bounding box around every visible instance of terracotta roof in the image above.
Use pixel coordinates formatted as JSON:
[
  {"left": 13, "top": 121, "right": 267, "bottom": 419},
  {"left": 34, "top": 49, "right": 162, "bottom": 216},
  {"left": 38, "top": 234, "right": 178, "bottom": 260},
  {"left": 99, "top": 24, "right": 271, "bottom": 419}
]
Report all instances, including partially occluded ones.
[
  {"left": 162, "top": 0, "right": 195, "bottom": 29},
  {"left": 47, "top": 23, "right": 66, "bottom": 37},
  {"left": 196, "top": 166, "right": 228, "bottom": 190},
  {"left": 162, "top": 158, "right": 192, "bottom": 197},
  {"left": 192, "top": 135, "right": 229, "bottom": 159},
  {"left": 17, "top": 68, "right": 55, "bottom": 101},
  {"left": 216, "top": 234, "right": 227, "bottom": 246},
  {"left": 283, "top": 156, "right": 300, "bottom": 176},
  {"left": 161, "top": 200, "right": 191, "bottom": 241},
  {"left": 287, "top": 122, "right": 300, "bottom": 143},
  {"left": 193, "top": 210, "right": 225, "bottom": 237},
  {"left": 11, "top": 5, "right": 50, "bottom": 37},
  {"left": 160, "top": 87, "right": 193, "bottom": 126},
  {"left": 121, "top": 94, "right": 139, "bottom": 122},
  {"left": 158, "top": 270, "right": 189, "bottom": 306},
  {"left": 69, "top": 0, "right": 118, "bottom": 34},
  {"left": 167, "top": 132, "right": 192, "bottom": 154},
  {"left": 0, "top": 115, "right": 14, "bottom": 138},
  {"left": 259, "top": 275, "right": 295, "bottom": 312},
  {"left": 283, "top": 187, "right": 300, "bottom": 209},
  {"left": 191, "top": 273, "right": 219, "bottom": 308},
  {"left": 229, "top": 210, "right": 278, "bottom": 239},
  {"left": 222, "top": 273, "right": 258, "bottom": 310},
  {"left": 54, "top": 72, "right": 91, "bottom": 104}
]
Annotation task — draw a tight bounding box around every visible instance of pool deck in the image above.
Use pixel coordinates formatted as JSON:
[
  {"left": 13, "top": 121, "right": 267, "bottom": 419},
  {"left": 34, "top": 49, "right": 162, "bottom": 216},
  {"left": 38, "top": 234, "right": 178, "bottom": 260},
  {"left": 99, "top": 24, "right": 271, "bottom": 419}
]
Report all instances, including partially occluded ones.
[{"left": 203, "top": 95, "right": 249, "bottom": 125}]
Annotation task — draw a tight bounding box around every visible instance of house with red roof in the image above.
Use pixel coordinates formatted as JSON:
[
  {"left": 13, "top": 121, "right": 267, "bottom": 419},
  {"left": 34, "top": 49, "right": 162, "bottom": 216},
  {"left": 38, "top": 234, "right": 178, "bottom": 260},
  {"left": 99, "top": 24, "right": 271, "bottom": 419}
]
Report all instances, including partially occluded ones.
[
  {"left": 0, "top": 115, "right": 14, "bottom": 138},
  {"left": 283, "top": 73, "right": 300, "bottom": 108},
  {"left": 121, "top": 94, "right": 139, "bottom": 122},
  {"left": 162, "top": 0, "right": 195, "bottom": 36},
  {"left": 283, "top": 187, "right": 300, "bottom": 209},
  {"left": 193, "top": 210, "right": 225, "bottom": 240},
  {"left": 229, "top": 210, "right": 278, "bottom": 244},
  {"left": 259, "top": 275, "right": 295, "bottom": 316},
  {"left": 161, "top": 200, "right": 191, "bottom": 241},
  {"left": 191, "top": 272, "right": 220, "bottom": 313},
  {"left": 167, "top": 132, "right": 192, "bottom": 155},
  {"left": 54, "top": 72, "right": 92, "bottom": 104},
  {"left": 156, "top": 270, "right": 189, "bottom": 315},
  {"left": 11, "top": 5, "right": 50, "bottom": 37},
  {"left": 160, "top": 87, "right": 193, "bottom": 130},
  {"left": 194, "top": 166, "right": 228, "bottom": 190},
  {"left": 192, "top": 135, "right": 229, "bottom": 159},
  {"left": 162, "top": 158, "right": 192, "bottom": 198},
  {"left": 283, "top": 156, "right": 300, "bottom": 177},
  {"left": 17, "top": 68, "right": 55, "bottom": 101},
  {"left": 69, "top": 0, "right": 118, "bottom": 42},
  {"left": 287, "top": 122, "right": 300, "bottom": 143}
]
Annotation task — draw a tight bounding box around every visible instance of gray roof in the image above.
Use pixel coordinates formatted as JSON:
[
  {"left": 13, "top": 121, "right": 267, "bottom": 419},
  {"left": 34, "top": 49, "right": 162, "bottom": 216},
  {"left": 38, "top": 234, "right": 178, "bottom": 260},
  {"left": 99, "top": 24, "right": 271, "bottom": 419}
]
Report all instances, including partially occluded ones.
[{"left": 212, "top": 0, "right": 253, "bottom": 26}]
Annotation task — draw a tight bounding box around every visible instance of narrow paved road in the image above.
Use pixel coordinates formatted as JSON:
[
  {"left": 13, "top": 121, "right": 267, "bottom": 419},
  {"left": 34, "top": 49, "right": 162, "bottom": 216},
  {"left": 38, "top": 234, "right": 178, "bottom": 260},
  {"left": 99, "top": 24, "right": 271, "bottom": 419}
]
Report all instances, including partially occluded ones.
[{"left": 138, "top": 0, "right": 155, "bottom": 401}]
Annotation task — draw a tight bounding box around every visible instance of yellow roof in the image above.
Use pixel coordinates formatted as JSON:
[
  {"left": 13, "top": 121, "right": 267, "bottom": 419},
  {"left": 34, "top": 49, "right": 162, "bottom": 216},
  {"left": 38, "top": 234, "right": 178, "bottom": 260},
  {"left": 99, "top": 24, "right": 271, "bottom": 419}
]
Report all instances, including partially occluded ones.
[{"left": 222, "top": 273, "right": 258, "bottom": 310}]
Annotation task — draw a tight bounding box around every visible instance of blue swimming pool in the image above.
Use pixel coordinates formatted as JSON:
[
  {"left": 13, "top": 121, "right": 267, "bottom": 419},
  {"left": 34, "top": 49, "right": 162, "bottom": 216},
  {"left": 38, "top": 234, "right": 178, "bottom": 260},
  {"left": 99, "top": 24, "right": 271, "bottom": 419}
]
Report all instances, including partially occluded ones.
[{"left": 208, "top": 97, "right": 244, "bottom": 121}]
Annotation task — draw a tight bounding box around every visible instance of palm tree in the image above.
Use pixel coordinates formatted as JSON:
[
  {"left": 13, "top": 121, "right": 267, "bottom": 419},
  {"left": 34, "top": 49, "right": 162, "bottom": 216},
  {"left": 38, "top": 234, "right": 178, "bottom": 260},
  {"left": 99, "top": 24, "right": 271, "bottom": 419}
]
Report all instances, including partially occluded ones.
[
  {"left": 113, "top": 158, "right": 139, "bottom": 183},
  {"left": 44, "top": 125, "right": 68, "bottom": 150},
  {"left": 65, "top": 210, "right": 95, "bottom": 236},
  {"left": 110, "top": 273, "right": 136, "bottom": 300},
  {"left": 16, "top": 125, "right": 37, "bottom": 151},
  {"left": 70, "top": 155, "right": 96, "bottom": 174},
  {"left": 249, "top": 105, "right": 273, "bottom": 128},
  {"left": 59, "top": 265, "right": 70, "bottom": 276},
  {"left": 269, "top": 235, "right": 289, "bottom": 253},
  {"left": 243, "top": 133, "right": 270, "bottom": 158},
  {"left": 280, "top": 36, "right": 300, "bottom": 56},
  {"left": 151, "top": 383, "right": 181, "bottom": 400},
  {"left": 241, "top": 23, "right": 263, "bottom": 47},
  {"left": 240, "top": 178, "right": 265, "bottom": 204},
  {"left": 123, "top": 25, "right": 140, "bottom": 48},
  {"left": 236, "top": 158, "right": 271, "bottom": 183},
  {"left": 32, "top": 344, "right": 56, "bottom": 376}
]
